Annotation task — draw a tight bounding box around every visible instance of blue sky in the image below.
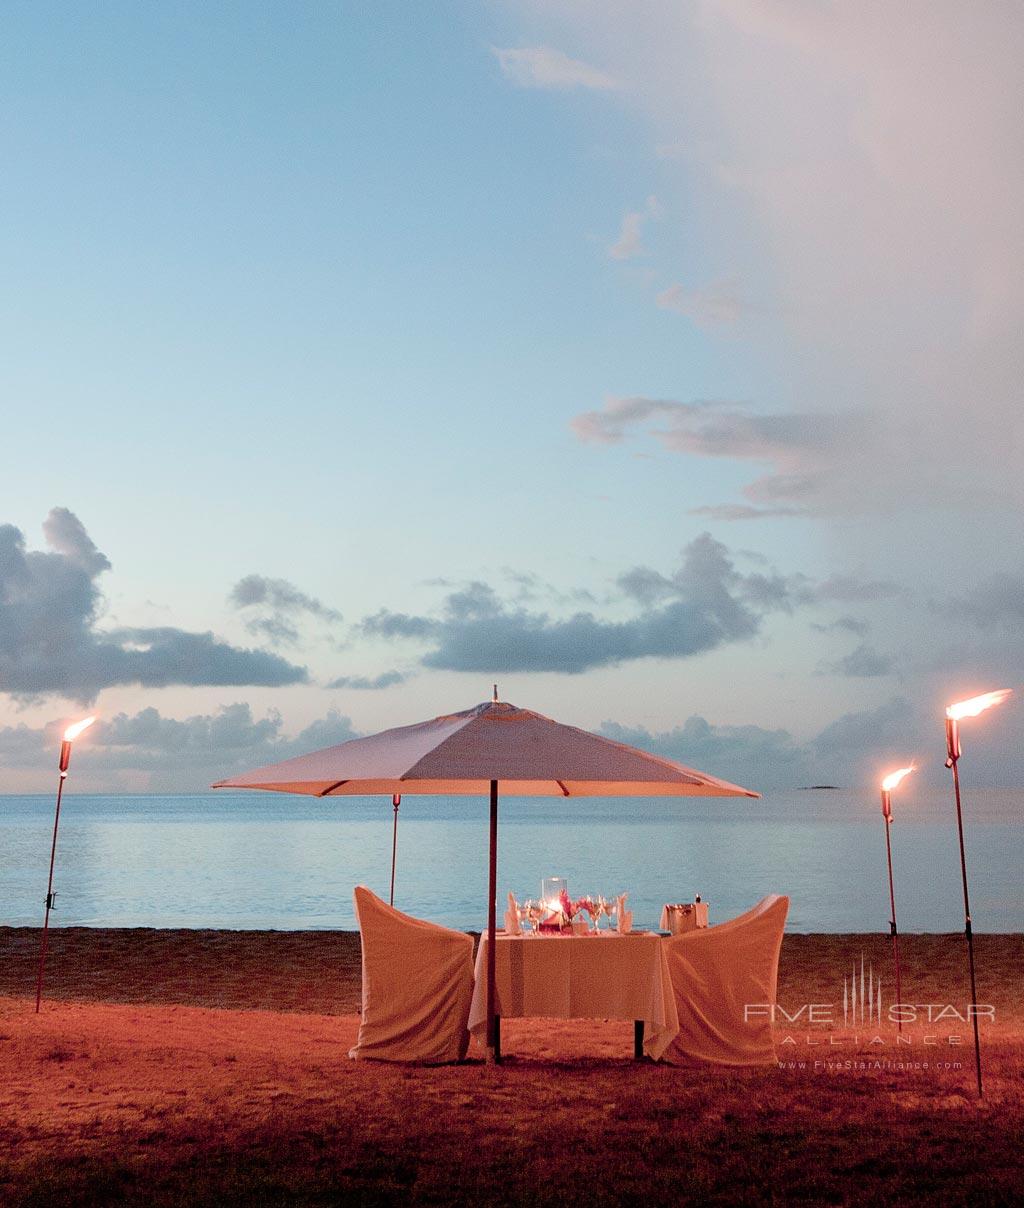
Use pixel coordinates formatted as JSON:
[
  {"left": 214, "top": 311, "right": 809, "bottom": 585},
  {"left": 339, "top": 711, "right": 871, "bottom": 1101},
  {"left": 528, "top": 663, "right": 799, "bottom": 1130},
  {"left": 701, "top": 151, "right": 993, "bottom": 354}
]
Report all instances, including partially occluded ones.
[{"left": 2, "top": 2, "right": 1022, "bottom": 791}]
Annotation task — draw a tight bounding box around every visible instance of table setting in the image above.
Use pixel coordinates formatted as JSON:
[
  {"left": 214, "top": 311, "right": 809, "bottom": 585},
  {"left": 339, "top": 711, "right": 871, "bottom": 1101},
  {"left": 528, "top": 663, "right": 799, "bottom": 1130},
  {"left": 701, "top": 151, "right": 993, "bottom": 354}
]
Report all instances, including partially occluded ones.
[
  {"left": 503, "top": 878, "right": 633, "bottom": 936},
  {"left": 469, "top": 876, "right": 681, "bottom": 1060}
]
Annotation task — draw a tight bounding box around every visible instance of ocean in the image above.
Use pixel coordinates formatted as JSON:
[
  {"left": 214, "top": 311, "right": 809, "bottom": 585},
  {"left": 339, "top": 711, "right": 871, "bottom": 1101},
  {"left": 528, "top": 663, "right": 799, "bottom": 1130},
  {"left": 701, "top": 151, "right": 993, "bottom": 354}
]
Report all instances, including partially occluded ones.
[{"left": 1, "top": 788, "right": 1020, "bottom": 933}]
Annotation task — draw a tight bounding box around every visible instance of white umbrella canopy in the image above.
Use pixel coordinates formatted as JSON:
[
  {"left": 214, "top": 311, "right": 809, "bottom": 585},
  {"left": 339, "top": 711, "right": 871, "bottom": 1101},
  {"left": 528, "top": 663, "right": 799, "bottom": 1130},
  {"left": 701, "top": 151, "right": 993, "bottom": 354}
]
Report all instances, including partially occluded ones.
[
  {"left": 212, "top": 698, "right": 759, "bottom": 799},
  {"left": 213, "top": 696, "right": 759, "bottom": 1061}
]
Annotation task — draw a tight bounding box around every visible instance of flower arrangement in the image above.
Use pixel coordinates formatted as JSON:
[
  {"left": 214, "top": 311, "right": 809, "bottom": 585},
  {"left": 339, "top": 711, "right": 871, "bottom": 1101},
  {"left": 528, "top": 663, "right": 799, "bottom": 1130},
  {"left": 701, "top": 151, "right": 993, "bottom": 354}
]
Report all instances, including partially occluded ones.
[{"left": 538, "top": 891, "right": 599, "bottom": 933}]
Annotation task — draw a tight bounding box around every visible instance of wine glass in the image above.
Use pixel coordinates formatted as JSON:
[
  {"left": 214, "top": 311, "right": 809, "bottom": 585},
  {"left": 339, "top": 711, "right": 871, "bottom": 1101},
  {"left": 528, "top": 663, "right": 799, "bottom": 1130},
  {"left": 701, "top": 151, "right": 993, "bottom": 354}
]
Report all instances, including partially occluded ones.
[{"left": 606, "top": 899, "right": 619, "bottom": 934}]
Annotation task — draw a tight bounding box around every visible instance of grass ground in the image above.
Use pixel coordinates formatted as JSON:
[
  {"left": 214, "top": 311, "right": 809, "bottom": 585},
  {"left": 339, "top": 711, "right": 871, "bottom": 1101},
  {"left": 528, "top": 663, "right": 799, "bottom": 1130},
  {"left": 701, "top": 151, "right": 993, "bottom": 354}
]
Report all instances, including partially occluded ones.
[{"left": 1, "top": 928, "right": 1021, "bottom": 1206}]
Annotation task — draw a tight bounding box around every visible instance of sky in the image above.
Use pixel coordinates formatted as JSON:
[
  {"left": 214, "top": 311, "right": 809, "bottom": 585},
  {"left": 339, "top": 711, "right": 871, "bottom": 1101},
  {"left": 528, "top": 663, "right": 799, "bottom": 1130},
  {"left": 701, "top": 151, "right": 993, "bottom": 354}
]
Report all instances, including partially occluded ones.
[{"left": 2, "top": 1, "right": 1022, "bottom": 792}]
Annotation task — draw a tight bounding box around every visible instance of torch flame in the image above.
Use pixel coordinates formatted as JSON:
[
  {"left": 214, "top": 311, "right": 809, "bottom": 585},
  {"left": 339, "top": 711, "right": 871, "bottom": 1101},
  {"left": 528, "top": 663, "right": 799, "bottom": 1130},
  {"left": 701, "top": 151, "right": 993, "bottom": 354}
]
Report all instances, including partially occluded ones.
[
  {"left": 945, "top": 689, "right": 1013, "bottom": 721},
  {"left": 881, "top": 765, "right": 915, "bottom": 792},
  {"left": 63, "top": 716, "right": 96, "bottom": 742}
]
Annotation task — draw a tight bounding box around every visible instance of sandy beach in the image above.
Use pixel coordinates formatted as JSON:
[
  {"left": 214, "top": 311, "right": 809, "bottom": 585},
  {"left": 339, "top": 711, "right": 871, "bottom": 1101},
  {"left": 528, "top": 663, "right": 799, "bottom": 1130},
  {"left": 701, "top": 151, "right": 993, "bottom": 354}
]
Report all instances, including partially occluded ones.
[{"left": 1, "top": 927, "right": 1022, "bottom": 1205}]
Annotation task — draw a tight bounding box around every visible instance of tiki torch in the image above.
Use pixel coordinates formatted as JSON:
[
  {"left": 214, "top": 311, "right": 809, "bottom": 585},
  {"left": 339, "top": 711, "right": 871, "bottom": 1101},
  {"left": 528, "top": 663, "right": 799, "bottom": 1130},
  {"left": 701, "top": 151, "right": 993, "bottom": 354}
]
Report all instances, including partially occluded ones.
[
  {"left": 35, "top": 716, "right": 95, "bottom": 1013},
  {"left": 880, "top": 765, "right": 914, "bottom": 1031},
  {"left": 944, "top": 688, "right": 1013, "bottom": 1097}
]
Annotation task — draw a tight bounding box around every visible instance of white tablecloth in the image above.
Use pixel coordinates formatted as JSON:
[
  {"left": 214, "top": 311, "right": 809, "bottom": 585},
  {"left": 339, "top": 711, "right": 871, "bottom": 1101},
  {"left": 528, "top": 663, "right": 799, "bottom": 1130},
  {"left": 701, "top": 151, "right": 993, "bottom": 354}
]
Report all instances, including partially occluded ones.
[{"left": 468, "top": 933, "right": 680, "bottom": 1060}]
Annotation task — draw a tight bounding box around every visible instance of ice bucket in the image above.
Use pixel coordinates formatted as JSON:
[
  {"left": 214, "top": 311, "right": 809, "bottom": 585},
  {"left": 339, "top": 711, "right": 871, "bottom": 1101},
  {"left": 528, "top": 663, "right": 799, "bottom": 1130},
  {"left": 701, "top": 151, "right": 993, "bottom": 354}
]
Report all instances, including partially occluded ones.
[{"left": 661, "top": 902, "right": 709, "bottom": 934}]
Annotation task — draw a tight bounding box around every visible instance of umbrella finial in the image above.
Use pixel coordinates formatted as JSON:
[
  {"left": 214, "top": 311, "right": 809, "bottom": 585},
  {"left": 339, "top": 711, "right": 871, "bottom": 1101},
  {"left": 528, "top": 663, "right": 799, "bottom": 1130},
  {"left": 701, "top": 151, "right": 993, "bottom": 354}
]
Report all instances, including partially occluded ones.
[{"left": 493, "top": 683, "right": 498, "bottom": 702}]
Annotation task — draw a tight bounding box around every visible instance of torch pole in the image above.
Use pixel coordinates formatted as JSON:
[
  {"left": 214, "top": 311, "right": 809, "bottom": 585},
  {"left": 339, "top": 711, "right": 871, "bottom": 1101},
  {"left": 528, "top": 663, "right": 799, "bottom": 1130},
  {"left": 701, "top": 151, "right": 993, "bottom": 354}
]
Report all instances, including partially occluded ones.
[
  {"left": 35, "top": 749, "right": 70, "bottom": 1013},
  {"left": 389, "top": 794, "right": 400, "bottom": 907},
  {"left": 948, "top": 753, "right": 984, "bottom": 1097},
  {"left": 486, "top": 778, "right": 499, "bottom": 1063},
  {"left": 881, "top": 792, "right": 902, "bottom": 1032}
]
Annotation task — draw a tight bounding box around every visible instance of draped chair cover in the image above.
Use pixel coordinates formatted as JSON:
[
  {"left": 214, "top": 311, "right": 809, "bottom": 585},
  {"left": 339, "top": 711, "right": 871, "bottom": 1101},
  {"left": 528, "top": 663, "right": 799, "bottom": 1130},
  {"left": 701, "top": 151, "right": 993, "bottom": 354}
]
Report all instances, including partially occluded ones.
[
  {"left": 349, "top": 886, "right": 475, "bottom": 1063},
  {"left": 660, "top": 894, "right": 789, "bottom": 1067}
]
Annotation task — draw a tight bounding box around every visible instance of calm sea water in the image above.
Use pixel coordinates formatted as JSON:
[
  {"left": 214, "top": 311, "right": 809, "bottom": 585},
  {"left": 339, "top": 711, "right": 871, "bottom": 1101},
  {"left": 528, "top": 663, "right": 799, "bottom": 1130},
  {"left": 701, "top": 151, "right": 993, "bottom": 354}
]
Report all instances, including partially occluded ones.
[{"left": 0, "top": 789, "right": 1020, "bottom": 933}]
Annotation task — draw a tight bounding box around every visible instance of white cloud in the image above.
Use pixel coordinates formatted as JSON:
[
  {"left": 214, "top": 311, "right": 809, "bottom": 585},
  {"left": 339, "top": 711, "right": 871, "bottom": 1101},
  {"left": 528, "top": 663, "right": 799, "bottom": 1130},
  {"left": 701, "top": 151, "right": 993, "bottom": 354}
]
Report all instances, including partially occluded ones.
[
  {"left": 537, "top": 2, "right": 1024, "bottom": 550},
  {"left": 689, "top": 503, "right": 805, "bottom": 522},
  {"left": 229, "top": 573, "right": 342, "bottom": 648},
  {"left": 325, "top": 671, "right": 406, "bottom": 691},
  {"left": 608, "top": 195, "right": 661, "bottom": 260},
  {"left": 655, "top": 280, "right": 744, "bottom": 327},
  {"left": 600, "top": 695, "right": 921, "bottom": 789},
  {"left": 492, "top": 46, "right": 619, "bottom": 91},
  {"left": 361, "top": 534, "right": 799, "bottom": 674},
  {"left": 0, "top": 510, "right": 308, "bottom": 703},
  {"left": 0, "top": 704, "right": 360, "bottom": 793},
  {"left": 570, "top": 395, "right": 853, "bottom": 513},
  {"left": 820, "top": 643, "right": 898, "bottom": 679}
]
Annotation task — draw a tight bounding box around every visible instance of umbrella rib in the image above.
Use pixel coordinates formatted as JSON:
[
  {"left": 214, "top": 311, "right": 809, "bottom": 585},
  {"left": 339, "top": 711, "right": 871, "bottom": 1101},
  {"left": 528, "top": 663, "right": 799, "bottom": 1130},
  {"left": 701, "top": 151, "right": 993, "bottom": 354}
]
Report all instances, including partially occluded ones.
[
  {"left": 318, "top": 780, "right": 350, "bottom": 797},
  {"left": 555, "top": 779, "right": 570, "bottom": 797}
]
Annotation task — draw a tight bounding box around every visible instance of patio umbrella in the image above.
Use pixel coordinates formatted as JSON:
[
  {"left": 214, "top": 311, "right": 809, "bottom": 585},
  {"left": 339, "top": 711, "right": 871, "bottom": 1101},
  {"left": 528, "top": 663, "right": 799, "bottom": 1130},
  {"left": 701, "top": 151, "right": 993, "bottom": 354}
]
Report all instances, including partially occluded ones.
[{"left": 213, "top": 692, "right": 758, "bottom": 1060}]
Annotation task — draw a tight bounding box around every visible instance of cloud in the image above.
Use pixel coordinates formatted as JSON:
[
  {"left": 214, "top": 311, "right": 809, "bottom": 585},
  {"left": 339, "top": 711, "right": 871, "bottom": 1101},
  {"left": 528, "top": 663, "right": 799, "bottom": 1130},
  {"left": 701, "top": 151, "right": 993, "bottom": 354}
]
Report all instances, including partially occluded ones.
[
  {"left": 571, "top": 396, "right": 846, "bottom": 460},
  {"left": 937, "top": 572, "right": 1024, "bottom": 630},
  {"left": 608, "top": 195, "right": 661, "bottom": 260},
  {"left": 0, "top": 511, "right": 307, "bottom": 703},
  {"left": 821, "top": 643, "right": 897, "bottom": 678},
  {"left": 359, "top": 609, "right": 437, "bottom": 641},
  {"left": 0, "top": 697, "right": 935, "bottom": 792},
  {"left": 229, "top": 574, "right": 342, "bottom": 647},
  {"left": 615, "top": 565, "right": 677, "bottom": 606},
  {"left": 41, "top": 507, "right": 111, "bottom": 576},
  {"left": 105, "top": 627, "right": 308, "bottom": 689},
  {"left": 599, "top": 695, "right": 919, "bottom": 789},
  {"left": 544, "top": 3, "right": 1024, "bottom": 540},
  {"left": 325, "top": 671, "right": 406, "bottom": 691},
  {"left": 655, "top": 280, "right": 745, "bottom": 327},
  {"left": 609, "top": 210, "right": 644, "bottom": 261},
  {"left": 811, "top": 615, "right": 870, "bottom": 638},
  {"left": 599, "top": 715, "right": 812, "bottom": 790},
  {"left": 0, "top": 704, "right": 360, "bottom": 791},
  {"left": 689, "top": 503, "right": 806, "bottom": 522},
  {"left": 499, "top": 568, "right": 596, "bottom": 606},
  {"left": 814, "top": 575, "right": 902, "bottom": 603},
  {"left": 229, "top": 574, "right": 341, "bottom": 619},
  {"left": 570, "top": 396, "right": 856, "bottom": 511},
  {"left": 810, "top": 697, "right": 911, "bottom": 760},
  {"left": 570, "top": 396, "right": 686, "bottom": 445},
  {"left": 97, "top": 702, "right": 281, "bottom": 758},
  {"left": 361, "top": 533, "right": 798, "bottom": 674},
  {"left": 493, "top": 45, "right": 619, "bottom": 91},
  {"left": 0, "top": 719, "right": 49, "bottom": 764}
]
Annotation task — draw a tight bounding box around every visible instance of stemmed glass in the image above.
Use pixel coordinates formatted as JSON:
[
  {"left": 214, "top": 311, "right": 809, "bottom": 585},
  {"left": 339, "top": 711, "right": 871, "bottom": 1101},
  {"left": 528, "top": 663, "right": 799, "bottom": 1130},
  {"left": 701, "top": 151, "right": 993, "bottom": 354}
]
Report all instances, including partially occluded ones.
[{"left": 605, "top": 898, "right": 618, "bottom": 934}]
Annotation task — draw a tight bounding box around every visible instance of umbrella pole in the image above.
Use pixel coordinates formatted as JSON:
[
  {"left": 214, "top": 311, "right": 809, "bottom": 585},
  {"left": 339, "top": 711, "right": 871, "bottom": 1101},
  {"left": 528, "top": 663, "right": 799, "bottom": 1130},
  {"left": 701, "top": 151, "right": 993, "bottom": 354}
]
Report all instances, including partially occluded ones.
[{"left": 486, "top": 779, "right": 499, "bottom": 1063}]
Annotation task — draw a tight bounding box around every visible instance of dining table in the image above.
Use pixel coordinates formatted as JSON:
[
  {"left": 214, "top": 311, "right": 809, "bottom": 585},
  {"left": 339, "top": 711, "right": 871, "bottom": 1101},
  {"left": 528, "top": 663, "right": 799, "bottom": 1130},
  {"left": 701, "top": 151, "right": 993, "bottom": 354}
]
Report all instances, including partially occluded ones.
[{"left": 467, "top": 930, "right": 680, "bottom": 1060}]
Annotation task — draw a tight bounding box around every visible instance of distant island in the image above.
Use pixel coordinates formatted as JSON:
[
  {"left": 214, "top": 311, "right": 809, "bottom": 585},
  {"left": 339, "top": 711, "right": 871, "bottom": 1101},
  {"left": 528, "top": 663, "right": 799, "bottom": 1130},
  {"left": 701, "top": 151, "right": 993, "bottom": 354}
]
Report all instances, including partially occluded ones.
[{"left": 797, "top": 785, "right": 841, "bottom": 790}]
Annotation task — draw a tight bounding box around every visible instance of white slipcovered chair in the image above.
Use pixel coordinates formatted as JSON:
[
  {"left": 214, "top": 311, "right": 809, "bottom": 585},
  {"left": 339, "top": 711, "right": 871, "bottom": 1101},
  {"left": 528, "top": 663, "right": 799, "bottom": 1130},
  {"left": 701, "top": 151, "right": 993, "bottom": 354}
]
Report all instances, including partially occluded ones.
[
  {"left": 349, "top": 885, "right": 475, "bottom": 1064},
  {"left": 659, "top": 894, "right": 789, "bottom": 1067}
]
